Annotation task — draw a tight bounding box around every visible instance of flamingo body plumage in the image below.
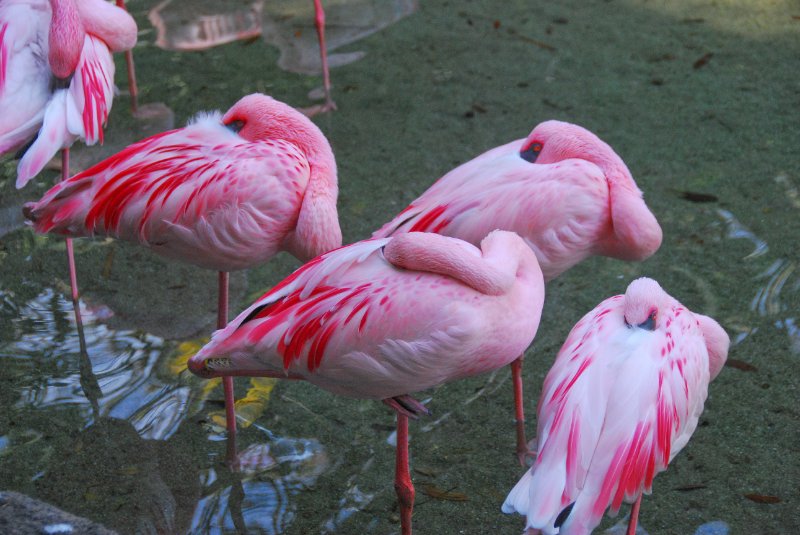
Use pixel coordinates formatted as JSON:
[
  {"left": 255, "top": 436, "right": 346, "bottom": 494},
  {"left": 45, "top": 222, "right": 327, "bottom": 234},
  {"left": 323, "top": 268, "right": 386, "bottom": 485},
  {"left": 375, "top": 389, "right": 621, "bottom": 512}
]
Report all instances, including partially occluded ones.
[
  {"left": 502, "top": 278, "right": 729, "bottom": 535},
  {"left": 373, "top": 120, "right": 662, "bottom": 281},
  {"left": 0, "top": 0, "right": 137, "bottom": 188},
  {"left": 23, "top": 93, "right": 342, "bottom": 270},
  {"left": 189, "top": 230, "right": 545, "bottom": 400}
]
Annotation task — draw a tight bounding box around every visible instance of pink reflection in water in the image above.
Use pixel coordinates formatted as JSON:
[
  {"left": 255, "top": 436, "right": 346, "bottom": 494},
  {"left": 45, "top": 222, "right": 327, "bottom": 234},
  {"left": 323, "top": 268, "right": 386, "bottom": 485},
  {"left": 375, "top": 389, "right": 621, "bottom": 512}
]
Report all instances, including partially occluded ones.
[{"left": 148, "top": 0, "right": 418, "bottom": 74}]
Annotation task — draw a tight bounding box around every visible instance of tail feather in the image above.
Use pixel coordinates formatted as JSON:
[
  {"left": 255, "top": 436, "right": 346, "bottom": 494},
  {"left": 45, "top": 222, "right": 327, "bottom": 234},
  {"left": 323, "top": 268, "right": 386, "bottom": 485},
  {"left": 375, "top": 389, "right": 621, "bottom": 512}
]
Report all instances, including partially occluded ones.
[{"left": 502, "top": 468, "right": 533, "bottom": 516}]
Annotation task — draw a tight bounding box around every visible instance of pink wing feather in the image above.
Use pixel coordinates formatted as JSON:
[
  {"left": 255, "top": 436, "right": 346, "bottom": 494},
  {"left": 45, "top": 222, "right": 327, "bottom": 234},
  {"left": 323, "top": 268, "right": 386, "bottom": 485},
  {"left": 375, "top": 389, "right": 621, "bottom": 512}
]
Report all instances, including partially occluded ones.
[
  {"left": 25, "top": 115, "right": 312, "bottom": 271},
  {"left": 192, "top": 234, "right": 542, "bottom": 400},
  {"left": 372, "top": 142, "right": 610, "bottom": 281},
  {"left": 505, "top": 295, "right": 711, "bottom": 533}
]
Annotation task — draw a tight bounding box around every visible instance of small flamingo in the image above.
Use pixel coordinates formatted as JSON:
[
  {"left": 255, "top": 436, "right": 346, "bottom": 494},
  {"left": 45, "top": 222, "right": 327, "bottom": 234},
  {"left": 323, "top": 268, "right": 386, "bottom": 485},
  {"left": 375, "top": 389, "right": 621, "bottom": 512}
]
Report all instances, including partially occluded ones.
[
  {"left": 0, "top": 0, "right": 138, "bottom": 188},
  {"left": 373, "top": 120, "right": 663, "bottom": 463},
  {"left": 502, "top": 278, "right": 729, "bottom": 535},
  {"left": 187, "top": 230, "right": 546, "bottom": 535},
  {"left": 23, "top": 92, "right": 342, "bottom": 453}
]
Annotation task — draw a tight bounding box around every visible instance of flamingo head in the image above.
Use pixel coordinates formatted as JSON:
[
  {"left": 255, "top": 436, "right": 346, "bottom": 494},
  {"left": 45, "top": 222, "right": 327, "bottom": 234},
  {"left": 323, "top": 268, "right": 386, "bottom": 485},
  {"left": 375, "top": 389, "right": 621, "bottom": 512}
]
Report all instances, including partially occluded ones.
[
  {"left": 222, "top": 94, "right": 331, "bottom": 157},
  {"left": 519, "top": 120, "right": 635, "bottom": 187},
  {"left": 623, "top": 277, "right": 669, "bottom": 331},
  {"left": 48, "top": 0, "right": 85, "bottom": 80}
]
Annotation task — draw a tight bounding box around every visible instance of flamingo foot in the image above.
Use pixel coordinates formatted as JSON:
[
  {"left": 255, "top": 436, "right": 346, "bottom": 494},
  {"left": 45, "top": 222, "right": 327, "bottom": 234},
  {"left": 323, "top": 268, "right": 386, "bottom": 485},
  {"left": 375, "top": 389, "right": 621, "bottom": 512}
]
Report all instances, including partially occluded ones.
[{"left": 383, "top": 395, "right": 431, "bottom": 420}]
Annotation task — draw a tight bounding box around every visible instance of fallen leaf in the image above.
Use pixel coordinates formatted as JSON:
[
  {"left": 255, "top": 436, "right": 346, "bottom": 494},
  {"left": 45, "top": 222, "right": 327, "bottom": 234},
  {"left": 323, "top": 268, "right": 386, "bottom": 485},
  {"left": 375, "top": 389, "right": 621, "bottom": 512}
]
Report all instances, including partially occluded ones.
[
  {"left": 421, "top": 484, "right": 468, "bottom": 502},
  {"left": 744, "top": 494, "right": 781, "bottom": 504},
  {"left": 675, "top": 483, "right": 707, "bottom": 491},
  {"left": 693, "top": 52, "right": 714, "bottom": 69},
  {"left": 725, "top": 358, "right": 757, "bottom": 372},
  {"left": 678, "top": 190, "right": 718, "bottom": 203}
]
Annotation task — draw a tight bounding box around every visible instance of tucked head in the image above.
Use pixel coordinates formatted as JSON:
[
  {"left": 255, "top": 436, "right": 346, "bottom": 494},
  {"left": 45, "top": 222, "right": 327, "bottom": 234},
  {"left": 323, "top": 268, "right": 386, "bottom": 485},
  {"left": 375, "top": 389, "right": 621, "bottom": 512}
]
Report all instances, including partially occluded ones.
[
  {"left": 623, "top": 277, "right": 670, "bottom": 331},
  {"left": 222, "top": 94, "right": 327, "bottom": 153},
  {"left": 518, "top": 120, "right": 633, "bottom": 185}
]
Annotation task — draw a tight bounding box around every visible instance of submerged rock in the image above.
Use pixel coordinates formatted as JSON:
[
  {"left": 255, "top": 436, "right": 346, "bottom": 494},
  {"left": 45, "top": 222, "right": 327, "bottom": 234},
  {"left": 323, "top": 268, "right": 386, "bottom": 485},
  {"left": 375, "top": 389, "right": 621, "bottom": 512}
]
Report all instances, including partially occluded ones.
[{"left": 0, "top": 491, "right": 117, "bottom": 534}]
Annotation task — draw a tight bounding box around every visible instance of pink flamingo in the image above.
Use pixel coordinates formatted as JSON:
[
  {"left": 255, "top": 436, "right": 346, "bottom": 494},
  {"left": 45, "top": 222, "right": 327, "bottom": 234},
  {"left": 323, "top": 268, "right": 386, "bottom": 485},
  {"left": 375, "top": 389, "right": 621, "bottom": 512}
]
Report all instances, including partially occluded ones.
[
  {"left": 373, "top": 120, "right": 663, "bottom": 463},
  {"left": 502, "top": 277, "right": 729, "bottom": 535},
  {"left": 187, "top": 230, "right": 546, "bottom": 535},
  {"left": 0, "top": 0, "right": 138, "bottom": 188},
  {"left": 23, "top": 92, "right": 342, "bottom": 452}
]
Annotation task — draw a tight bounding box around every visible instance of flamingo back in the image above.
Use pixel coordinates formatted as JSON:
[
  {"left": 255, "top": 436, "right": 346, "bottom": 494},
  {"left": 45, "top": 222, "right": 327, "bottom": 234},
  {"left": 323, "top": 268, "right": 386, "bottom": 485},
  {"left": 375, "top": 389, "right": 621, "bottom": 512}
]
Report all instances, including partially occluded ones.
[{"left": 373, "top": 141, "right": 610, "bottom": 281}]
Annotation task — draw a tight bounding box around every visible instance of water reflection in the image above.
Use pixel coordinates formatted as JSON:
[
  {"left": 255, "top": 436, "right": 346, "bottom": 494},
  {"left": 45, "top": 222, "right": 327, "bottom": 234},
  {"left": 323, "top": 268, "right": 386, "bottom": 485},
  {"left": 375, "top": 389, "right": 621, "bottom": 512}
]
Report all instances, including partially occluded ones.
[
  {"left": 191, "top": 429, "right": 329, "bottom": 534},
  {"left": 3, "top": 288, "right": 190, "bottom": 440},
  {"left": 717, "top": 209, "right": 799, "bottom": 355},
  {"left": 148, "top": 0, "right": 418, "bottom": 74}
]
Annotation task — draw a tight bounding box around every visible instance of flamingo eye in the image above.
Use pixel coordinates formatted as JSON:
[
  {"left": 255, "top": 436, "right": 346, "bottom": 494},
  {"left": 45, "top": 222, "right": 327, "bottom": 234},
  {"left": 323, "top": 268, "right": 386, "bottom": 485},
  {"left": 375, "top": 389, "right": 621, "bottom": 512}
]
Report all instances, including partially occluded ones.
[
  {"left": 226, "top": 120, "right": 245, "bottom": 133},
  {"left": 637, "top": 309, "right": 657, "bottom": 331},
  {"left": 520, "top": 141, "right": 542, "bottom": 163}
]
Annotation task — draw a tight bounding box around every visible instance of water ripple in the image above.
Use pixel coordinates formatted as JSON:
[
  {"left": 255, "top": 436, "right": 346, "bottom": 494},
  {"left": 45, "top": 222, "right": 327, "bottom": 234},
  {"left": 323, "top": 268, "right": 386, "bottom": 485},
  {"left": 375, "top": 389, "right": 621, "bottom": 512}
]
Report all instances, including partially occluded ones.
[{"left": 1, "top": 288, "right": 191, "bottom": 440}]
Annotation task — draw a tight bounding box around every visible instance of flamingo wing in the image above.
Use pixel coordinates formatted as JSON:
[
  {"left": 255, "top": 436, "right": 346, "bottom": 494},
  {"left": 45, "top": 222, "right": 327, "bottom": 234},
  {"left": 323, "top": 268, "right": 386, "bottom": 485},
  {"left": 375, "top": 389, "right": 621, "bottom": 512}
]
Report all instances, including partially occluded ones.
[
  {"left": 15, "top": 34, "right": 116, "bottom": 188},
  {"left": 505, "top": 298, "right": 711, "bottom": 532},
  {"left": 26, "top": 116, "right": 311, "bottom": 270},
  {"left": 0, "top": 2, "right": 50, "bottom": 156},
  {"left": 373, "top": 147, "right": 609, "bottom": 279},
  {"left": 195, "top": 237, "right": 483, "bottom": 399},
  {"left": 68, "top": 34, "right": 115, "bottom": 145}
]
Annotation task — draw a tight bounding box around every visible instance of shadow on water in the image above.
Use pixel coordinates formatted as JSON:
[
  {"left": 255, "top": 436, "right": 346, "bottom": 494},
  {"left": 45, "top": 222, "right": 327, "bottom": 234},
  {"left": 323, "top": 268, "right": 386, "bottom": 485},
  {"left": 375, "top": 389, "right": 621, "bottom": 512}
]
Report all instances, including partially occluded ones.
[{"left": 0, "top": 0, "right": 798, "bottom": 533}]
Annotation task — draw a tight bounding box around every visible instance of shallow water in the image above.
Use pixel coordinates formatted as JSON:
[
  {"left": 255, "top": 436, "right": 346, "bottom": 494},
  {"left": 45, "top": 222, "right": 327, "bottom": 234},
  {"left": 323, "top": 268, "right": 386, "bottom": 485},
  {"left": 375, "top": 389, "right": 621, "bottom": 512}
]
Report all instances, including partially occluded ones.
[{"left": 1, "top": 0, "right": 798, "bottom": 533}]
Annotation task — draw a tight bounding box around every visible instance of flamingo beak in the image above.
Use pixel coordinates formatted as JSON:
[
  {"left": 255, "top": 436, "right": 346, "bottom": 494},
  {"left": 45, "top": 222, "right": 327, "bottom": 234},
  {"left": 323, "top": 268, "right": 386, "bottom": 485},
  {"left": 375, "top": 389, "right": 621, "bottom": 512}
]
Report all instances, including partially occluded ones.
[{"left": 187, "top": 354, "right": 232, "bottom": 378}]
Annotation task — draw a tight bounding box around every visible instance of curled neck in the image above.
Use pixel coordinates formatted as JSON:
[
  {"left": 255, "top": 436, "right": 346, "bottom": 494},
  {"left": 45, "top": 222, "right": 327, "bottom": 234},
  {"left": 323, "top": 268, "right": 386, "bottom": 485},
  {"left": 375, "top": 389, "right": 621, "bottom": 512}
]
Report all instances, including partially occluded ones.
[
  {"left": 48, "top": 0, "right": 84, "bottom": 80},
  {"left": 76, "top": 0, "right": 137, "bottom": 52},
  {"left": 384, "top": 231, "right": 541, "bottom": 296}
]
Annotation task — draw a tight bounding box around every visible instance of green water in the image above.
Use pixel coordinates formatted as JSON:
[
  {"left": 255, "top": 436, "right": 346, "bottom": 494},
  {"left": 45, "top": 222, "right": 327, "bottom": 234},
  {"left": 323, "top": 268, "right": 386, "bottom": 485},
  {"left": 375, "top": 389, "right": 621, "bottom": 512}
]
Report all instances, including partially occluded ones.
[{"left": 0, "top": 0, "right": 798, "bottom": 533}]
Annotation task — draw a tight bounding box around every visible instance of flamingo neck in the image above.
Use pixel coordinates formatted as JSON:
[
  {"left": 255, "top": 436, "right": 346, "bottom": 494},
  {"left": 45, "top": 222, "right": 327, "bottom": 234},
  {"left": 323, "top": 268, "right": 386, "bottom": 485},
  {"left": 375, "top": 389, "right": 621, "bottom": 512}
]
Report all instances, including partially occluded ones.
[{"left": 48, "top": 0, "right": 84, "bottom": 80}]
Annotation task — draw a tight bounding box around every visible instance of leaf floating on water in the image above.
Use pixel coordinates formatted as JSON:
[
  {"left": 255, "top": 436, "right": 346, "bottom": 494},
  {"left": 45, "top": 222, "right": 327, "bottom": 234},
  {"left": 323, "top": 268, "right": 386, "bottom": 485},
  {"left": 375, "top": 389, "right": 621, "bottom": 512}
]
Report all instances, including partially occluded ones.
[
  {"left": 421, "top": 484, "right": 468, "bottom": 502},
  {"left": 725, "top": 358, "right": 758, "bottom": 372},
  {"left": 679, "top": 190, "right": 718, "bottom": 203},
  {"left": 744, "top": 493, "right": 781, "bottom": 504}
]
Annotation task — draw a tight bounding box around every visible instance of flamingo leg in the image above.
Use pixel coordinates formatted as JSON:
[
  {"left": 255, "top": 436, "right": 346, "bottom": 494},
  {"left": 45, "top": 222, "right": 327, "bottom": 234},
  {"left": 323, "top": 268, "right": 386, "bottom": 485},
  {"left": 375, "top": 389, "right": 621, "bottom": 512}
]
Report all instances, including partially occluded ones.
[
  {"left": 626, "top": 495, "right": 643, "bottom": 535},
  {"left": 311, "top": 0, "right": 336, "bottom": 113},
  {"left": 394, "top": 413, "right": 414, "bottom": 535},
  {"left": 60, "top": 149, "right": 81, "bottom": 307},
  {"left": 511, "top": 356, "right": 534, "bottom": 466},
  {"left": 217, "top": 271, "right": 237, "bottom": 463},
  {"left": 115, "top": 0, "right": 139, "bottom": 114}
]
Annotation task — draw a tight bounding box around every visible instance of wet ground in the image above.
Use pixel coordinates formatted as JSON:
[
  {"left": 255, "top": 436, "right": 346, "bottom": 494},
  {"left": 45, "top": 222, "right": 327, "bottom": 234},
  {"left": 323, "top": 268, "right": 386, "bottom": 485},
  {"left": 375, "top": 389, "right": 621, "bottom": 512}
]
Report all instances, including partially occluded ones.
[{"left": 1, "top": 0, "right": 798, "bottom": 533}]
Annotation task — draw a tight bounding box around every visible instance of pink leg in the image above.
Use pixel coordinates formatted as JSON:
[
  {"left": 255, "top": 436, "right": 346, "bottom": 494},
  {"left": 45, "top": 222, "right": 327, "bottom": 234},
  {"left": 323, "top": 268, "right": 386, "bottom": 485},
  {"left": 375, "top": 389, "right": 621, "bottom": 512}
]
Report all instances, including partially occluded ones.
[
  {"left": 394, "top": 413, "right": 414, "bottom": 535},
  {"left": 115, "top": 0, "right": 139, "bottom": 115},
  {"left": 626, "top": 495, "right": 642, "bottom": 535},
  {"left": 311, "top": 0, "right": 336, "bottom": 113},
  {"left": 217, "top": 271, "right": 237, "bottom": 463},
  {"left": 61, "top": 149, "right": 80, "bottom": 307},
  {"left": 511, "top": 356, "right": 533, "bottom": 466}
]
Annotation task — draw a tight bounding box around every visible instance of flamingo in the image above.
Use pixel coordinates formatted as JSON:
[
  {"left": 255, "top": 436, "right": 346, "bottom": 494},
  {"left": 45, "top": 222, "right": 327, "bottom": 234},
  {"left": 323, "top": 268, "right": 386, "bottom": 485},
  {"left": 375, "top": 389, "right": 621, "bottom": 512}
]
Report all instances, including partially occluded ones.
[
  {"left": 187, "top": 230, "right": 546, "bottom": 535},
  {"left": 372, "top": 120, "right": 663, "bottom": 463},
  {"left": 502, "top": 277, "right": 730, "bottom": 535},
  {"left": 23, "top": 92, "right": 343, "bottom": 454},
  {"left": 0, "top": 0, "right": 138, "bottom": 188}
]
